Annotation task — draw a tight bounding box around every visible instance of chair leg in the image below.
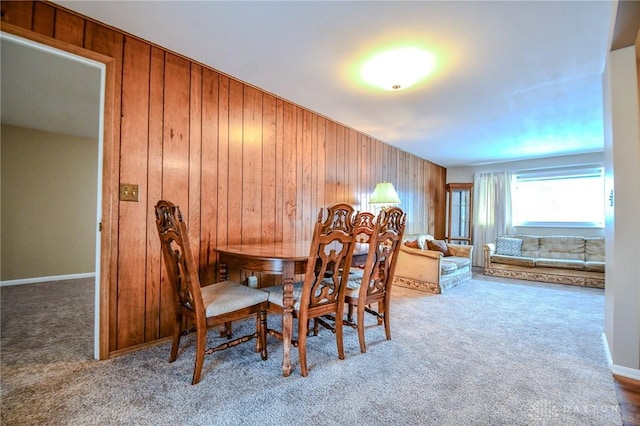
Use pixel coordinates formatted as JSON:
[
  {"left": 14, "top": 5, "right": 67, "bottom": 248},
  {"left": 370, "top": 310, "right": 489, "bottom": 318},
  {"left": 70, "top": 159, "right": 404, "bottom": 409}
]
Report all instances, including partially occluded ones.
[
  {"left": 377, "top": 301, "right": 384, "bottom": 325},
  {"left": 255, "top": 314, "right": 262, "bottom": 353},
  {"left": 298, "top": 320, "right": 309, "bottom": 377},
  {"left": 259, "top": 310, "right": 268, "bottom": 360},
  {"left": 192, "top": 325, "right": 207, "bottom": 385},
  {"left": 347, "top": 303, "right": 355, "bottom": 323},
  {"left": 169, "top": 314, "right": 183, "bottom": 363},
  {"left": 382, "top": 300, "right": 391, "bottom": 341},
  {"left": 357, "top": 305, "right": 367, "bottom": 353},
  {"left": 336, "top": 305, "right": 345, "bottom": 360},
  {"left": 224, "top": 321, "right": 233, "bottom": 339}
]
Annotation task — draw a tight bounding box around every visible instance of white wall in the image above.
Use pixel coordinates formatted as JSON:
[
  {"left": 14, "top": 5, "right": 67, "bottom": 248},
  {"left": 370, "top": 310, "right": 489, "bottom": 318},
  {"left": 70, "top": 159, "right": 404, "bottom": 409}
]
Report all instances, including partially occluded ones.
[
  {"left": 0, "top": 125, "right": 98, "bottom": 281},
  {"left": 603, "top": 44, "right": 640, "bottom": 379},
  {"left": 447, "top": 152, "right": 605, "bottom": 238}
]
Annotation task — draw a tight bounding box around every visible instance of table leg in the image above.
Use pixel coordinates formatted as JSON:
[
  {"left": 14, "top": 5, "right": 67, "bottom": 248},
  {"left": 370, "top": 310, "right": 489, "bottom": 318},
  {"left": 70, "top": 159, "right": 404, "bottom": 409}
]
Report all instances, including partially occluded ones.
[{"left": 281, "top": 277, "right": 293, "bottom": 377}]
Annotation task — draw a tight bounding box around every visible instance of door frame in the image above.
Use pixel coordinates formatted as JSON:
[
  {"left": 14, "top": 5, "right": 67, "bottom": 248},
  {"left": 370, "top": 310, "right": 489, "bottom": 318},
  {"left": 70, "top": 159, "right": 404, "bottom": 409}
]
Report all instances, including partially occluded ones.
[{"left": 1, "top": 23, "right": 116, "bottom": 360}]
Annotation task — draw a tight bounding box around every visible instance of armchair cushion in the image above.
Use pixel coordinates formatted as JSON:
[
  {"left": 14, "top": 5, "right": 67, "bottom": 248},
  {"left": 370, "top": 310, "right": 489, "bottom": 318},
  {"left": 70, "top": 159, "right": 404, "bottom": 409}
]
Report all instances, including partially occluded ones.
[
  {"left": 427, "top": 239, "right": 450, "bottom": 256},
  {"left": 404, "top": 239, "right": 420, "bottom": 249}
]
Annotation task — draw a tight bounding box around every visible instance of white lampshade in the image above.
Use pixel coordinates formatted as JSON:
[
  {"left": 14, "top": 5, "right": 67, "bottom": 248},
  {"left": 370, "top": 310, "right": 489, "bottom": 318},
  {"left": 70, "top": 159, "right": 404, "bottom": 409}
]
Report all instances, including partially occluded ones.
[{"left": 370, "top": 182, "right": 401, "bottom": 206}]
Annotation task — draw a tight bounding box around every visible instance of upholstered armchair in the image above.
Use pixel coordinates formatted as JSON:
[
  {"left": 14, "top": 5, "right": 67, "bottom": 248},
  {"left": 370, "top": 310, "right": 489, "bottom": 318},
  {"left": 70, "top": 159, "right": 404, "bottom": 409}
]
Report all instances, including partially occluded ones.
[{"left": 393, "top": 234, "right": 473, "bottom": 294}]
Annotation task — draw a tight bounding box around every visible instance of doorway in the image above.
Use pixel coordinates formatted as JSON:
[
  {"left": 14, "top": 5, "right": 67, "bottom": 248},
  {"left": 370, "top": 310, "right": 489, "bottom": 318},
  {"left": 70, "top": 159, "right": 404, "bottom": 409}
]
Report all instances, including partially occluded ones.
[{"left": 0, "top": 31, "right": 105, "bottom": 359}]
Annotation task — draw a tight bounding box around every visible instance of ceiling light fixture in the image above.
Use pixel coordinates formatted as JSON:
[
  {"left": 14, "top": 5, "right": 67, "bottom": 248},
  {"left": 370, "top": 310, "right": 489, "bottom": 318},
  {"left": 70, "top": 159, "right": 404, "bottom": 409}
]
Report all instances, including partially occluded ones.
[{"left": 360, "top": 47, "right": 436, "bottom": 91}]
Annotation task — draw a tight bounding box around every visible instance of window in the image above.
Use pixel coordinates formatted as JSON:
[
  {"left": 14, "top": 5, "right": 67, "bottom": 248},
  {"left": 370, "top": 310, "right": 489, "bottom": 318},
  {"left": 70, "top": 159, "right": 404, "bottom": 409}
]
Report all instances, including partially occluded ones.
[{"left": 511, "top": 166, "right": 604, "bottom": 228}]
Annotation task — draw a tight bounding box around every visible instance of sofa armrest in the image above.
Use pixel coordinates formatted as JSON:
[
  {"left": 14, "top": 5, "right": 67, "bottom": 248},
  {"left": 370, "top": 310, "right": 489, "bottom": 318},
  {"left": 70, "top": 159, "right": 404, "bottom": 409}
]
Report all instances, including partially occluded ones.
[
  {"left": 483, "top": 243, "right": 495, "bottom": 268},
  {"left": 395, "top": 245, "right": 442, "bottom": 283}
]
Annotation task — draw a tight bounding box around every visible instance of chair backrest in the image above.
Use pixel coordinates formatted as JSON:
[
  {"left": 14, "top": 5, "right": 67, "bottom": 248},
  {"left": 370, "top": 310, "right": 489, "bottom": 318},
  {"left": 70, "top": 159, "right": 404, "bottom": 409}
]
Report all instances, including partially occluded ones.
[
  {"left": 154, "top": 200, "right": 205, "bottom": 319},
  {"left": 353, "top": 212, "right": 375, "bottom": 244},
  {"left": 299, "top": 203, "right": 357, "bottom": 315},
  {"left": 358, "top": 207, "right": 407, "bottom": 298}
]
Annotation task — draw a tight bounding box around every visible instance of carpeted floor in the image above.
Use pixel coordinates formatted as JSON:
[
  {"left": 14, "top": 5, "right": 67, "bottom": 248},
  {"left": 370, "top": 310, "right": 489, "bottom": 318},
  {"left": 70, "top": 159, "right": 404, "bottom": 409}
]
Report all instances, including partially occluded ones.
[{"left": 0, "top": 274, "right": 623, "bottom": 425}]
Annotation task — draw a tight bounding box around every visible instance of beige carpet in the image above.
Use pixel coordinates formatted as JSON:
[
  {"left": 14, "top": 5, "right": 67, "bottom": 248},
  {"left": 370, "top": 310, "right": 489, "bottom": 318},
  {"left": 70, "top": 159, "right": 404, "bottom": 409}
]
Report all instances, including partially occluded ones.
[{"left": 0, "top": 274, "right": 623, "bottom": 425}]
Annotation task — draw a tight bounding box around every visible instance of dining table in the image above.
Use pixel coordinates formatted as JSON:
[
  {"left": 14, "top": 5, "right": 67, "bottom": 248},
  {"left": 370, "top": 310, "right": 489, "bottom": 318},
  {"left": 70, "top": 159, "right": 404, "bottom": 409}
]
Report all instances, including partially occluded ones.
[{"left": 214, "top": 240, "right": 369, "bottom": 377}]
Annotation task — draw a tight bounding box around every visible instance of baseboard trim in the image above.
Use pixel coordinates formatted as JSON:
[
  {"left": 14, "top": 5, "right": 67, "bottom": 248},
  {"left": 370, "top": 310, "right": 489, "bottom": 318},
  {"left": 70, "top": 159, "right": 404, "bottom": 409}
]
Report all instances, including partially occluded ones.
[
  {"left": 602, "top": 332, "right": 640, "bottom": 380},
  {"left": 0, "top": 273, "right": 95, "bottom": 287}
]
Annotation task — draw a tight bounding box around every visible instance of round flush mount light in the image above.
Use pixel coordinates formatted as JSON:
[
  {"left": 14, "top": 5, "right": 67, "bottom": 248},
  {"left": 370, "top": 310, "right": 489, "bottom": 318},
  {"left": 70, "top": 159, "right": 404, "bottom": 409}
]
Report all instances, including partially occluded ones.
[{"left": 360, "top": 47, "right": 436, "bottom": 91}]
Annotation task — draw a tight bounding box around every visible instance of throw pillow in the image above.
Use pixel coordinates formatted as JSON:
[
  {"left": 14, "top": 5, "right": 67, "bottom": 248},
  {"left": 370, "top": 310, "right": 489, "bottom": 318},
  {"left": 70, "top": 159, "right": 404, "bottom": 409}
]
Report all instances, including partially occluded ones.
[
  {"left": 427, "top": 239, "right": 450, "bottom": 256},
  {"left": 404, "top": 239, "right": 419, "bottom": 249},
  {"left": 495, "top": 237, "right": 522, "bottom": 256}
]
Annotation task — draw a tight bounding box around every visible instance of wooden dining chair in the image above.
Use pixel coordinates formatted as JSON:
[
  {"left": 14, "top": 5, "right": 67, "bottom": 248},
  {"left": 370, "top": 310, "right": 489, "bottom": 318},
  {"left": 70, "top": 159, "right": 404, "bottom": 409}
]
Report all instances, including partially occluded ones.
[
  {"left": 263, "top": 202, "right": 357, "bottom": 376},
  {"left": 154, "top": 200, "right": 269, "bottom": 384},
  {"left": 344, "top": 207, "right": 407, "bottom": 353}
]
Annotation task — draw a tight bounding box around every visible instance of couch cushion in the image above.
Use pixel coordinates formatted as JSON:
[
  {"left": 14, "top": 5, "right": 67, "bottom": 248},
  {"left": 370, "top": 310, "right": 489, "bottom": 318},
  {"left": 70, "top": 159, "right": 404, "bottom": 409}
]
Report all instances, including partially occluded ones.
[
  {"left": 585, "top": 261, "right": 605, "bottom": 272},
  {"left": 585, "top": 237, "right": 605, "bottom": 262},
  {"left": 404, "top": 239, "right": 420, "bottom": 249},
  {"left": 444, "top": 256, "right": 471, "bottom": 268},
  {"left": 539, "top": 236, "right": 585, "bottom": 261},
  {"left": 534, "top": 258, "right": 585, "bottom": 270},
  {"left": 515, "top": 235, "right": 541, "bottom": 258},
  {"left": 440, "top": 261, "right": 458, "bottom": 275},
  {"left": 427, "top": 239, "right": 450, "bottom": 256},
  {"left": 495, "top": 237, "right": 522, "bottom": 256},
  {"left": 490, "top": 254, "right": 535, "bottom": 267}
]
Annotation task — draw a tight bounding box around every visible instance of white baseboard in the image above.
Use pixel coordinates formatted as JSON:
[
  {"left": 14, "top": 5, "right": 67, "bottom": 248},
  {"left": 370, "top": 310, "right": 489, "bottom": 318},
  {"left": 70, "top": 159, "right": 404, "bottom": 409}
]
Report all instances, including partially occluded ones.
[
  {"left": 0, "top": 273, "right": 95, "bottom": 287},
  {"left": 601, "top": 332, "right": 640, "bottom": 380}
]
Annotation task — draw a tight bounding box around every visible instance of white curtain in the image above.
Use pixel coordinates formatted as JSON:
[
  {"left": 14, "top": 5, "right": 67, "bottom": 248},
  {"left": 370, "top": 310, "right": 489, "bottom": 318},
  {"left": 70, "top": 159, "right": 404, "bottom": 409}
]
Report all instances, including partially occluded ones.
[{"left": 473, "top": 171, "right": 513, "bottom": 266}]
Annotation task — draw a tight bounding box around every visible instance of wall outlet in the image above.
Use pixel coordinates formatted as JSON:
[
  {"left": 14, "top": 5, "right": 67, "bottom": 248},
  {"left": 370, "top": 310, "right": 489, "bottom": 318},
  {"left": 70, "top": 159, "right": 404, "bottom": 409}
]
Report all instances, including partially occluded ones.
[{"left": 120, "top": 183, "right": 139, "bottom": 202}]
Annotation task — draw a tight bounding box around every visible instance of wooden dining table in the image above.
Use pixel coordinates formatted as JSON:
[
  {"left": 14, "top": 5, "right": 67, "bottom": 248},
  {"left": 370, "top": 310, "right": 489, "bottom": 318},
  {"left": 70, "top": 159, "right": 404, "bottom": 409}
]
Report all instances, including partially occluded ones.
[{"left": 214, "top": 240, "right": 368, "bottom": 377}]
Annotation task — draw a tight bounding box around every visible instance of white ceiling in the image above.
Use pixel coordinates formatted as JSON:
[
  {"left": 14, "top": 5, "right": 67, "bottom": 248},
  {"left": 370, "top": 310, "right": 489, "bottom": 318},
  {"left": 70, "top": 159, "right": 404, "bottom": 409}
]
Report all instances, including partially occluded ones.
[
  {"left": 1, "top": 33, "right": 102, "bottom": 140},
  {"left": 5, "top": 1, "right": 615, "bottom": 167}
]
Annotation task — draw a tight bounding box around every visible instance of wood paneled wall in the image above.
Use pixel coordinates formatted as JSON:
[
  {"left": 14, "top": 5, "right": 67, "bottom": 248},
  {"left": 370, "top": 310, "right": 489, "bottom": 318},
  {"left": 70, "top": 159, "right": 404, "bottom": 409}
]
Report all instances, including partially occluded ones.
[{"left": 1, "top": 1, "right": 446, "bottom": 354}]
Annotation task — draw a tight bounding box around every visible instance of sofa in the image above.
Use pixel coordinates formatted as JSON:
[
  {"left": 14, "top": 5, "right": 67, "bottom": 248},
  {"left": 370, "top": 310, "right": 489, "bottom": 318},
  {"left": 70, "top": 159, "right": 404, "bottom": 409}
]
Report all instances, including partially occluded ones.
[
  {"left": 483, "top": 235, "right": 605, "bottom": 288},
  {"left": 393, "top": 234, "right": 473, "bottom": 294}
]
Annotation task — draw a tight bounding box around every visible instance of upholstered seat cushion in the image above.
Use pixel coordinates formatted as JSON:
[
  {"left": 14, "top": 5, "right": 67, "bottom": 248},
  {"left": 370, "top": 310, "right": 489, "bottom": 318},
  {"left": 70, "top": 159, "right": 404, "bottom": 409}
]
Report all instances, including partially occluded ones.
[
  {"left": 585, "top": 261, "right": 605, "bottom": 272},
  {"left": 201, "top": 280, "right": 268, "bottom": 318},
  {"left": 262, "top": 282, "right": 304, "bottom": 310},
  {"left": 490, "top": 254, "right": 535, "bottom": 267},
  {"left": 535, "top": 258, "right": 585, "bottom": 270},
  {"left": 440, "top": 261, "right": 457, "bottom": 275},
  {"left": 442, "top": 256, "right": 471, "bottom": 268}
]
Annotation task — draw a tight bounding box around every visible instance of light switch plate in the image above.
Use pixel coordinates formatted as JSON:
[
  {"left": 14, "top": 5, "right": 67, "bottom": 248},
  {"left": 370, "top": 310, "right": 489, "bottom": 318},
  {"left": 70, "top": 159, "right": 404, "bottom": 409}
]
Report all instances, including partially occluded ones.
[{"left": 120, "top": 183, "right": 139, "bottom": 202}]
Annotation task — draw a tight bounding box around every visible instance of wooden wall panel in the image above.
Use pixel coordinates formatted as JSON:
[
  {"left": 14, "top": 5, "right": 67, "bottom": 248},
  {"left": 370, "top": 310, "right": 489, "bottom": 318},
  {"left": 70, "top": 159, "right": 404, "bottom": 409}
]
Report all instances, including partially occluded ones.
[
  {"left": 0, "top": 1, "right": 33, "bottom": 29},
  {"left": 145, "top": 47, "right": 165, "bottom": 341},
  {"left": 282, "top": 102, "right": 297, "bottom": 240},
  {"left": 53, "top": 9, "right": 84, "bottom": 46},
  {"left": 242, "top": 85, "right": 263, "bottom": 244},
  {"left": 32, "top": 2, "right": 54, "bottom": 37},
  {"left": 117, "top": 36, "right": 151, "bottom": 349},
  {"left": 188, "top": 64, "right": 203, "bottom": 270},
  {"left": 217, "top": 75, "right": 230, "bottom": 247},
  {"left": 227, "top": 79, "right": 243, "bottom": 245},
  {"left": 261, "top": 94, "right": 277, "bottom": 244},
  {"left": 2, "top": 1, "right": 447, "bottom": 355},
  {"left": 300, "top": 110, "right": 313, "bottom": 241},
  {"left": 200, "top": 68, "right": 220, "bottom": 283}
]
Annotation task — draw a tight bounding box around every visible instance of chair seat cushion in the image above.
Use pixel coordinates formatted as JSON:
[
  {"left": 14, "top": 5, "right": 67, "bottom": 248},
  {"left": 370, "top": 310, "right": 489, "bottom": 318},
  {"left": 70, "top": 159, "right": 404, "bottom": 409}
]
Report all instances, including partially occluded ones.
[
  {"left": 440, "top": 261, "right": 458, "bottom": 275},
  {"left": 443, "top": 256, "right": 471, "bottom": 268},
  {"left": 201, "top": 280, "right": 268, "bottom": 318},
  {"left": 262, "top": 282, "right": 304, "bottom": 310}
]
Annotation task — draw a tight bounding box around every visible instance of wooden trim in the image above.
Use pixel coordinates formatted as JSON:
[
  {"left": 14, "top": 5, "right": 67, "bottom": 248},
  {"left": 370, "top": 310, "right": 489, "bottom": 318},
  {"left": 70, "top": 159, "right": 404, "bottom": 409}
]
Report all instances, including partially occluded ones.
[{"left": 0, "top": 22, "right": 116, "bottom": 360}]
